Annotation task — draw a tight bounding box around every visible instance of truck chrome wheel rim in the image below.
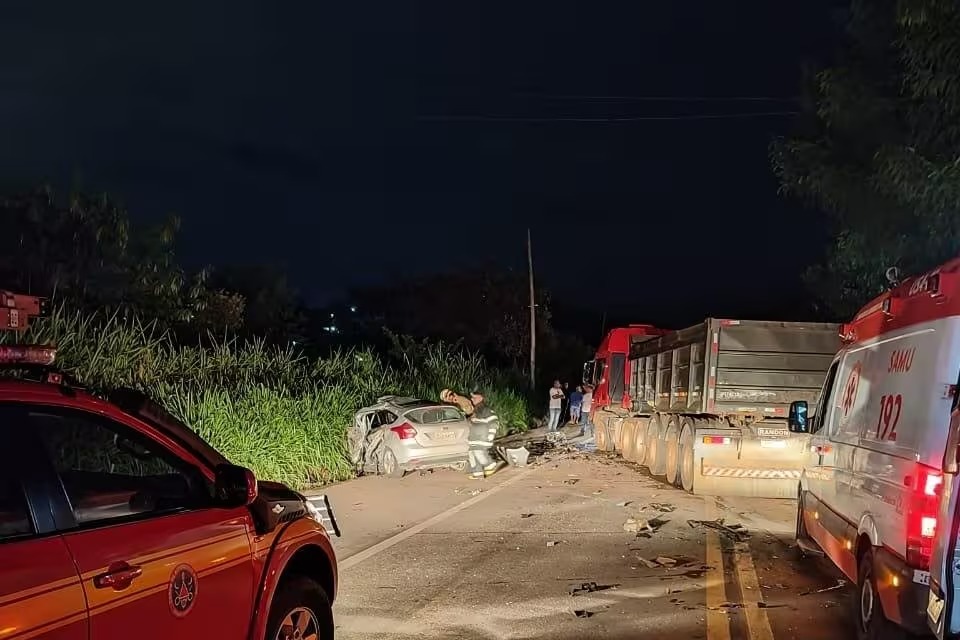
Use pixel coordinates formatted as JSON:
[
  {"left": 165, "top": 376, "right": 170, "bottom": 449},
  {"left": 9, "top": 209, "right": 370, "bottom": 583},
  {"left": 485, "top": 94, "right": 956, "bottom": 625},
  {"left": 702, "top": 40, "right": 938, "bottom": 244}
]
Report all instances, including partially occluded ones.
[
  {"left": 278, "top": 606, "right": 319, "bottom": 640},
  {"left": 859, "top": 579, "right": 874, "bottom": 631}
]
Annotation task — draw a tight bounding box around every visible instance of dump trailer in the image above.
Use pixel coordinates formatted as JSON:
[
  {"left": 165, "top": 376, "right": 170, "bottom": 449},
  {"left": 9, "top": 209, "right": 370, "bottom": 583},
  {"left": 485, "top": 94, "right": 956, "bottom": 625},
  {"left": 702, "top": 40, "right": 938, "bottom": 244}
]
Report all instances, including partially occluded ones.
[{"left": 593, "top": 318, "right": 840, "bottom": 498}]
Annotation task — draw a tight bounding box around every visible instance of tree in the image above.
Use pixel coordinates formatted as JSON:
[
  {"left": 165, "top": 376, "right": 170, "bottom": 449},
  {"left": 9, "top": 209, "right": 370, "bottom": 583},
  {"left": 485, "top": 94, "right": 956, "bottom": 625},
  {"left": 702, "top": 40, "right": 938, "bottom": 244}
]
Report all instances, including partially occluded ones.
[
  {"left": 772, "top": 0, "right": 960, "bottom": 318},
  {"left": 207, "top": 264, "right": 305, "bottom": 344},
  {"left": 0, "top": 187, "right": 239, "bottom": 331}
]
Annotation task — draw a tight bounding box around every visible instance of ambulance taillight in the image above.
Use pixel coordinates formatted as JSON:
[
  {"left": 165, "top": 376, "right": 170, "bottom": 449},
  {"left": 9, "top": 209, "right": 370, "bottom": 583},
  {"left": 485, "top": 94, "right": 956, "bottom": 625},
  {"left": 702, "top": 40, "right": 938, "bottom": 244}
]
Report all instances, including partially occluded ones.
[{"left": 906, "top": 466, "right": 943, "bottom": 569}]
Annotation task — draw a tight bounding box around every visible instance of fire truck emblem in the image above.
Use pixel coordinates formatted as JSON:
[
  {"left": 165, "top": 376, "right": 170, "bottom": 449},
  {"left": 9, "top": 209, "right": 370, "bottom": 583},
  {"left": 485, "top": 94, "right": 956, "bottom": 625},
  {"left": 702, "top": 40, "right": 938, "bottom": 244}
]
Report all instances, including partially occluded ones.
[
  {"left": 168, "top": 564, "right": 198, "bottom": 617},
  {"left": 841, "top": 362, "right": 862, "bottom": 418}
]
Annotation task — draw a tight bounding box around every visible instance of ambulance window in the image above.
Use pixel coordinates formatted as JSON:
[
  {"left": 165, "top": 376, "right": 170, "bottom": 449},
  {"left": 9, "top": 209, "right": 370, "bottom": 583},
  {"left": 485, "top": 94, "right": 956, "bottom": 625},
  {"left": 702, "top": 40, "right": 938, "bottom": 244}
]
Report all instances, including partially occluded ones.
[{"left": 812, "top": 360, "right": 841, "bottom": 434}]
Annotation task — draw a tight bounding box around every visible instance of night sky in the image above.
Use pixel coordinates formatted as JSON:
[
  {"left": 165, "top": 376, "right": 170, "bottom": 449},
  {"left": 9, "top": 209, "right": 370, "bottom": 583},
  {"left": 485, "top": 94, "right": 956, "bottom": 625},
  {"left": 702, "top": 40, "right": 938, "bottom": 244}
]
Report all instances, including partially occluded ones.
[{"left": 2, "top": 1, "right": 844, "bottom": 330}]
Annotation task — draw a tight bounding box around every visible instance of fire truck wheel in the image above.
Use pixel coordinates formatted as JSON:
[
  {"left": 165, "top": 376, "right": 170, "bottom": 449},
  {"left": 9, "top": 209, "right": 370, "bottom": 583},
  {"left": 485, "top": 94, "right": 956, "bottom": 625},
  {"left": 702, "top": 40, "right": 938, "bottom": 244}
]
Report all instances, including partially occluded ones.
[
  {"left": 679, "top": 420, "right": 695, "bottom": 493},
  {"left": 267, "top": 576, "right": 334, "bottom": 640},
  {"left": 854, "top": 548, "right": 903, "bottom": 640}
]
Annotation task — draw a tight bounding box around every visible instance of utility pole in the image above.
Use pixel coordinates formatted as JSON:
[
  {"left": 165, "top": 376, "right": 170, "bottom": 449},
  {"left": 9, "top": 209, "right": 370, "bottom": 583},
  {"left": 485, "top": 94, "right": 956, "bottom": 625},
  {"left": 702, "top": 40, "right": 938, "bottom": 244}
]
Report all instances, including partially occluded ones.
[{"left": 527, "top": 228, "right": 536, "bottom": 390}]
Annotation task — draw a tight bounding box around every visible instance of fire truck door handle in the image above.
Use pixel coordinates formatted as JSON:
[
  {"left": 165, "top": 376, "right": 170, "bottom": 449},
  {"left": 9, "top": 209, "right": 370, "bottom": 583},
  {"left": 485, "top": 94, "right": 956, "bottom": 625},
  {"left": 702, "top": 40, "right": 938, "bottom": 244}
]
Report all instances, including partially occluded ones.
[{"left": 93, "top": 563, "right": 143, "bottom": 589}]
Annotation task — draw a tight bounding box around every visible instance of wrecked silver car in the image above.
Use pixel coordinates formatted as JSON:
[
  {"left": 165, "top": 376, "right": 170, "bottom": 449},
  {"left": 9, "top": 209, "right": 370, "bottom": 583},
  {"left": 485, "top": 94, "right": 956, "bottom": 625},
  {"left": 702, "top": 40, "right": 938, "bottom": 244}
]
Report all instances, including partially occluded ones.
[{"left": 348, "top": 395, "right": 471, "bottom": 477}]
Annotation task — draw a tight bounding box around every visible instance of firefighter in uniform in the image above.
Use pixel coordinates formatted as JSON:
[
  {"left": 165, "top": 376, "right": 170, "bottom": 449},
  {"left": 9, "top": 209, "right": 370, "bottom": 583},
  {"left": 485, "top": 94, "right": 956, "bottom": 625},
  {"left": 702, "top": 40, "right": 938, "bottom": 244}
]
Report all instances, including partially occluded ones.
[
  {"left": 466, "top": 389, "right": 501, "bottom": 479},
  {"left": 440, "top": 388, "right": 502, "bottom": 479}
]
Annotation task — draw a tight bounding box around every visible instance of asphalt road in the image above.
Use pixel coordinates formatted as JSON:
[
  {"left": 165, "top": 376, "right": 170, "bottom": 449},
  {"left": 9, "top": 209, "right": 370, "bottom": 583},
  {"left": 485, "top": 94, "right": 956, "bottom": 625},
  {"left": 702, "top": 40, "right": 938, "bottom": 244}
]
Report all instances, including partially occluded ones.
[{"left": 315, "top": 452, "right": 857, "bottom": 640}]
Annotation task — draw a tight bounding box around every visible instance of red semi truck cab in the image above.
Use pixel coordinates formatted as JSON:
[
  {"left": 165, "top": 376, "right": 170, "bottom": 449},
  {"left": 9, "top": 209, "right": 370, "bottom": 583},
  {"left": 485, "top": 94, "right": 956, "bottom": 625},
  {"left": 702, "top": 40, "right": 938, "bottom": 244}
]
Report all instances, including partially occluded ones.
[{"left": 584, "top": 325, "right": 667, "bottom": 410}]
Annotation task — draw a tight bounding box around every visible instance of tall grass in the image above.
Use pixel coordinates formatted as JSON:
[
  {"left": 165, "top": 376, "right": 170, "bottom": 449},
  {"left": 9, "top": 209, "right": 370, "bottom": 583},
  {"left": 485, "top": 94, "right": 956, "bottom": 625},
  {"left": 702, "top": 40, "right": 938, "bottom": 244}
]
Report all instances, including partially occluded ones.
[{"left": 4, "top": 307, "right": 529, "bottom": 488}]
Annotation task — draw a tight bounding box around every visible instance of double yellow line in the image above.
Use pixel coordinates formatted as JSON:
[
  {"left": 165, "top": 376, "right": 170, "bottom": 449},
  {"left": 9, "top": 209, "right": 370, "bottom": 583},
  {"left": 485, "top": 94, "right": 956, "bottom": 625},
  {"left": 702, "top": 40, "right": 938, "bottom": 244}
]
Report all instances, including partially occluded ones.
[{"left": 704, "top": 499, "right": 775, "bottom": 640}]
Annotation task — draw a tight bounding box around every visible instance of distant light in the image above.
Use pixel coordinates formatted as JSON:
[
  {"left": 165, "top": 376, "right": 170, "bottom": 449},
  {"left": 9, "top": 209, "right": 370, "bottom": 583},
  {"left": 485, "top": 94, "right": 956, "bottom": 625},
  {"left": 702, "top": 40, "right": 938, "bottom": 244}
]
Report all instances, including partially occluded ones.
[
  {"left": 349, "top": 305, "right": 357, "bottom": 313},
  {"left": 323, "top": 325, "right": 339, "bottom": 334},
  {"left": 329, "top": 312, "right": 335, "bottom": 319},
  {"left": 292, "top": 340, "right": 298, "bottom": 346}
]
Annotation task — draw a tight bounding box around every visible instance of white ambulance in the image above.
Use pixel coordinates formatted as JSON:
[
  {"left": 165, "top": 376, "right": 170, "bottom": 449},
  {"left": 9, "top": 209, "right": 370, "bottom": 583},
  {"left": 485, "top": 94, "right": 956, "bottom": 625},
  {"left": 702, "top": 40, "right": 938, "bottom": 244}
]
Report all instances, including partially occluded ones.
[{"left": 788, "top": 256, "right": 960, "bottom": 639}]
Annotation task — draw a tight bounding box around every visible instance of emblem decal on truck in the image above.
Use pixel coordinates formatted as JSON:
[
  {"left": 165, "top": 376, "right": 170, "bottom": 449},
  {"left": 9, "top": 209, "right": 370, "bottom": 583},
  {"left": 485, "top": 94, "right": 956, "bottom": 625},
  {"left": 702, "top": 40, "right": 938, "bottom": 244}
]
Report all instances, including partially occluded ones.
[{"left": 168, "top": 564, "right": 198, "bottom": 618}]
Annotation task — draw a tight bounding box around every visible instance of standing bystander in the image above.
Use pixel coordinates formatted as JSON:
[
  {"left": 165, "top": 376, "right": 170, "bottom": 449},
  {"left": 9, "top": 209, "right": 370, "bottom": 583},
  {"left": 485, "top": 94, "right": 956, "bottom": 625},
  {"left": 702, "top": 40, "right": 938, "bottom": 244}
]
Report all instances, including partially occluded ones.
[
  {"left": 547, "top": 380, "right": 564, "bottom": 432},
  {"left": 579, "top": 384, "right": 594, "bottom": 437},
  {"left": 568, "top": 385, "right": 583, "bottom": 425}
]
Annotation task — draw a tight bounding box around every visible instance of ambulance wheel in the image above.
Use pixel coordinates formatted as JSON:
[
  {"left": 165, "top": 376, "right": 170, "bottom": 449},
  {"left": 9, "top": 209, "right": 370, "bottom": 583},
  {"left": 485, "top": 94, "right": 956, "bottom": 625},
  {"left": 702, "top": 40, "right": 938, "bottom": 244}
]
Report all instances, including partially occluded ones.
[
  {"left": 854, "top": 548, "right": 902, "bottom": 640},
  {"left": 267, "top": 576, "right": 335, "bottom": 640},
  {"left": 381, "top": 448, "right": 405, "bottom": 478}
]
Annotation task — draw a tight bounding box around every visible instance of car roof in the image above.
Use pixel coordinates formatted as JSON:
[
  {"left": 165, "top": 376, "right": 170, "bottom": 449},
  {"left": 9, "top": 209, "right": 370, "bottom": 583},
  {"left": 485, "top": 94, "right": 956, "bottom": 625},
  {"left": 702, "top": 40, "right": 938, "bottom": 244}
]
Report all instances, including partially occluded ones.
[{"left": 366, "top": 397, "right": 452, "bottom": 412}]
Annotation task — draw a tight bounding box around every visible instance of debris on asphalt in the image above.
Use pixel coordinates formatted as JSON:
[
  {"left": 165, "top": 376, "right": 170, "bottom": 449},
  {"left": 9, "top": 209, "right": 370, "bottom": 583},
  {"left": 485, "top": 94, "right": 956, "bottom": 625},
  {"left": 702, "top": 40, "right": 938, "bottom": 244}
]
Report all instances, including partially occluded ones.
[
  {"left": 568, "top": 582, "right": 618, "bottom": 596},
  {"left": 623, "top": 517, "right": 652, "bottom": 534},
  {"left": 655, "top": 556, "right": 677, "bottom": 566},
  {"left": 547, "top": 540, "right": 561, "bottom": 547},
  {"left": 800, "top": 579, "right": 846, "bottom": 596},
  {"left": 502, "top": 446, "right": 530, "bottom": 467},
  {"left": 649, "top": 503, "right": 677, "bottom": 513},
  {"left": 592, "top": 490, "right": 603, "bottom": 495},
  {"left": 615, "top": 501, "right": 633, "bottom": 508},
  {"left": 573, "top": 609, "right": 596, "bottom": 619},
  {"left": 564, "top": 478, "right": 580, "bottom": 485},
  {"left": 520, "top": 513, "right": 536, "bottom": 519},
  {"left": 637, "top": 557, "right": 660, "bottom": 569},
  {"left": 686, "top": 518, "right": 750, "bottom": 542},
  {"left": 469, "top": 489, "right": 484, "bottom": 496}
]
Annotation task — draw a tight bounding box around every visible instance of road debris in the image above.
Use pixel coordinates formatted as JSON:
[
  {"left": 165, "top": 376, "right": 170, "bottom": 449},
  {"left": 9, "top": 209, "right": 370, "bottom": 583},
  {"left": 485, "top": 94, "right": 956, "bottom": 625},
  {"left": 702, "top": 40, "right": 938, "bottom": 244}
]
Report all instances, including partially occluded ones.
[
  {"left": 655, "top": 556, "right": 677, "bottom": 566},
  {"left": 573, "top": 609, "right": 597, "bottom": 619},
  {"left": 469, "top": 489, "right": 484, "bottom": 496},
  {"left": 564, "top": 478, "right": 580, "bottom": 486},
  {"left": 649, "top": 503, "right": 677, "bottom": 513},
  {"left": 592, "top": 490, "right": 603, "bottom": 495},
  {"left": 520, "top": 513, "right": 536, "bottom": 519},
  {"left": 615, "top": 501, "right": 633, "bottom": 508},
  {"left": 686, "top": 518, "right": 750, "bottom": 542},
  {"left": 568, "top": 582, "right": 618, "bottom": 596},
  {"left": 624, "top": 516, "right": 670, "bottom": 536},
  {"left": 800, "top": 579, "right": 847, "bottom": 596},
  {"left": 637, "top": 557, "right": 660, "bottom": 569},
  {"left": 547, "top": 540, "right": 561, "bottom": 547}
]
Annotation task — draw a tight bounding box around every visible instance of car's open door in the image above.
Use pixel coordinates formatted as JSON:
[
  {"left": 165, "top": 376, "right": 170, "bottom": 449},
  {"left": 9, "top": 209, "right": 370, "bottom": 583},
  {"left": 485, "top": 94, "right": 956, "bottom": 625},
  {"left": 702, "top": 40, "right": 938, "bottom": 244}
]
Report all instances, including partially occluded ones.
[{"left": 928, "top": 382, "right": 960, "bottom": 638}]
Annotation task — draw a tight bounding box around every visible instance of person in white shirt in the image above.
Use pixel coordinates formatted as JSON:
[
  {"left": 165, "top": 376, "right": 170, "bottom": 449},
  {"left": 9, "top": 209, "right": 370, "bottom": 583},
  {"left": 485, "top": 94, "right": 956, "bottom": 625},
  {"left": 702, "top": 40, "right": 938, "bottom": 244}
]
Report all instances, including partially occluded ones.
[
  {"left": 547, "top": 380, "right": 564, "bottom": 432},
  {"left": 579, "top": 385, "right": 594, "bottom": 437}
]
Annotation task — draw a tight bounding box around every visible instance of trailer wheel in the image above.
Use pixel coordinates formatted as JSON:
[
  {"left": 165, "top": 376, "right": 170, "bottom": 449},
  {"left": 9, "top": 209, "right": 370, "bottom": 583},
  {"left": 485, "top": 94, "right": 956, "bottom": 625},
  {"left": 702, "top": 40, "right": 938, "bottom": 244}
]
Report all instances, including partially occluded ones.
[
  {"left": 646, "top": 415, "right": 666, "bottom": 477},
  {"left": 595, "top": 419, "right": 609, "bottom": 451},
  {"left": 621, "top": 419, "right": 639, "bottom": 462},
  {"left": 679, "top": 418, "right": 696, "bottom": 493},
  {"left": 632, "top": 417, "right": 650, "bottom": 467},
  {"left": 664, "top": 415, "right": 682, "bottom": 487}
]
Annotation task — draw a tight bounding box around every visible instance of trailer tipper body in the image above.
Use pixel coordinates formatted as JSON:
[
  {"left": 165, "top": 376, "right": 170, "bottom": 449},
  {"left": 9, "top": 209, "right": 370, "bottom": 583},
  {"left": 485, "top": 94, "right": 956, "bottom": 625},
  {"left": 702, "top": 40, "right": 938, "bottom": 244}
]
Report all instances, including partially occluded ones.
[{"left": 589, "top": 318, "right": 841, "bottom": 498}]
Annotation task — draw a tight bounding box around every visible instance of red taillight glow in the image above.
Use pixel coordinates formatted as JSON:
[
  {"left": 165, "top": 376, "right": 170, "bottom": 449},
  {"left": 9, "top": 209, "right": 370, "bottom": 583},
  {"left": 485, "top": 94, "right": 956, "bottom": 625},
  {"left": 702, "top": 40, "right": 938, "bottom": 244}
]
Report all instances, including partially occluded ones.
[
  {"left": 702, "top": 436, "right": 732, "bottom": 445},
  {"left": 907, "top": 466, "right": 942, "bottom": 569},
  {"left": 0, "top": 345, "right": 56, "bottom": 366},
  {"left": 390, "top": 423, "right": 418, "bottom": 440}
]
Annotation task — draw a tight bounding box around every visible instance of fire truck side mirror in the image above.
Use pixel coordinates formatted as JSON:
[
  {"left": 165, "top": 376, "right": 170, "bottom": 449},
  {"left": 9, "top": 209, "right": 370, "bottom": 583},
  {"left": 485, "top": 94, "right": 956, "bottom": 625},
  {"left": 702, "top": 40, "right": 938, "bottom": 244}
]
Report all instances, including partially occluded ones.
[{"left": 788, "top": 400, "right": 809, "bottom": 433}]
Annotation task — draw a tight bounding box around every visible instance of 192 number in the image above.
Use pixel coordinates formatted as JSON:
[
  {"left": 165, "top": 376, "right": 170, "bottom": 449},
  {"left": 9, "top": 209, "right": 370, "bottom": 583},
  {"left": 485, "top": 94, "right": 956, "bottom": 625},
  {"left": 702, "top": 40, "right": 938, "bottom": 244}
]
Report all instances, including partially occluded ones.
[{"left": 875, "top": 394, "right": 902, "bottom": 441}]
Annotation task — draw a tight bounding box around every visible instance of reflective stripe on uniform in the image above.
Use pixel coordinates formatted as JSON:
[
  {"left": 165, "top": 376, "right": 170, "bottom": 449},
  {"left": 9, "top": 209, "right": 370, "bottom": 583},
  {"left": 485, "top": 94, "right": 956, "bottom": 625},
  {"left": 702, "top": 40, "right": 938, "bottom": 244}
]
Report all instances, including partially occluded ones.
[
  {"left": 468, "top": 440, "right": 494, "bottom": 447},
  {"left": 472, "top": 415, "right": 499, "bottom": 423},
  {"left": 701, "top": 467, "right": 801, "bottom": 479}
]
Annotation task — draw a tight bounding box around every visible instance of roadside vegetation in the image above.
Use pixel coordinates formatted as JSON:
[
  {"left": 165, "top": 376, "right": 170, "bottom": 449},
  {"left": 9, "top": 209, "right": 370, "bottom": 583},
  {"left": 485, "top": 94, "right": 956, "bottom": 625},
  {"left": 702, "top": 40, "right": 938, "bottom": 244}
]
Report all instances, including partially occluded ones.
[{"left": 5, "top": 307, "right": 529, "bottom": 488}]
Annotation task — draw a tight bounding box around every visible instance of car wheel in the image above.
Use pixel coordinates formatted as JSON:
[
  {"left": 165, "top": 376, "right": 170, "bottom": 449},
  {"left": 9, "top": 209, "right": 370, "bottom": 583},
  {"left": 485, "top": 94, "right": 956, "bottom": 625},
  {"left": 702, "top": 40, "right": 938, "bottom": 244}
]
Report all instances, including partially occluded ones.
[
  {"left": 854, "top": 548, "right": 903, "bottom": 640},
  {"left": 381, "top": 448, "right": 405, "bottom": 479},
  {"left": 266, "top": 576, "right": 334, "bottom": 640}
]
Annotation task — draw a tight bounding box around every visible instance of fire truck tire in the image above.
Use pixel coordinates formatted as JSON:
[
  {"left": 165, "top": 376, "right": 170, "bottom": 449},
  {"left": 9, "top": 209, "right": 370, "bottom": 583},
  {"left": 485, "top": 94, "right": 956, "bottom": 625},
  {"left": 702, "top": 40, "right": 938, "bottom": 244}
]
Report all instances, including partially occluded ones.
[
  {"left": 646, "top": 415, "right": 666, "bottom": 477},
  {"left": 679, "top": 418, "right": 696, "bottom": 493},
  {"left": 266, "top": 576, "right": 335, "bottom": 640},
  {"left": 631, "top": 417, "right": 650, "bottom": 466},
  {"left": 663, "top": 415, "right": 682, "bottom": 487},
  {"left": 621, "top": 419, "right": 639, "bottom": 462}
]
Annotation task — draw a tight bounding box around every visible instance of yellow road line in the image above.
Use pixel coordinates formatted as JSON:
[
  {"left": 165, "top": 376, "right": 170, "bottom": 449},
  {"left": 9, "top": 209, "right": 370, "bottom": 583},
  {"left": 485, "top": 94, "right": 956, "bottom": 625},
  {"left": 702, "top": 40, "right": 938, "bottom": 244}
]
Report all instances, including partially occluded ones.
[
  {"left": 705, "top": 499, "right": 732, "bottom": 640},
  {"left": 733, "top": 541, "right": 775, "bottom": 640}
]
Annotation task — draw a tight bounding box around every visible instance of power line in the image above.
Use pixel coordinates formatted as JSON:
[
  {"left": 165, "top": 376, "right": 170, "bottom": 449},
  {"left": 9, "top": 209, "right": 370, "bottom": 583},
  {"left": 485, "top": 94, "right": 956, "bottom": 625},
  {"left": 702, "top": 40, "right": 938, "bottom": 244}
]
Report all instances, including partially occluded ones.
[
  {"left": 419, "top": 111, "right": 799, "bottom": 123},
  {"left": 517, "top": 93, "right": 801, "bottom": 103}
]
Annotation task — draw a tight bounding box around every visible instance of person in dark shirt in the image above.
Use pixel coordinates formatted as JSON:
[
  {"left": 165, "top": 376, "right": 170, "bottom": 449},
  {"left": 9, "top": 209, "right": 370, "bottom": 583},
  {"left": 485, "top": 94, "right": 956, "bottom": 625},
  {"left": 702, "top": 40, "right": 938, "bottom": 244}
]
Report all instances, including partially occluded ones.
[{"left": 568, "top": 385, "right": 584, "bottom": 425}]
